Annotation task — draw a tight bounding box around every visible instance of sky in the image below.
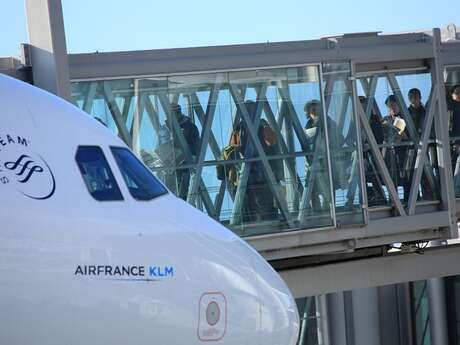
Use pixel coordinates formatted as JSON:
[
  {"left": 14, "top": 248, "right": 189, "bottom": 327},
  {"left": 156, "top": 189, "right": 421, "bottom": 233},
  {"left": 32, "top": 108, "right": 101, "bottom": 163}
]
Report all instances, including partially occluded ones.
[{"left": 1, "top": 0, "right": 459, "bottom": 57}]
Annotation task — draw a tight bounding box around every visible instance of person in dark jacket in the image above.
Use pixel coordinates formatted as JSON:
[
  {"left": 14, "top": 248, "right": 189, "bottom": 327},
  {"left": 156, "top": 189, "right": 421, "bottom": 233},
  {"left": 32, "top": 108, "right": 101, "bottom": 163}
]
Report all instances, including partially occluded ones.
[
  {"left": 407, "top": 88, "right": 435, "bottom": 200},
  {"left": 231, "top": 100, "right": 281, "bottom": 223},
  {"left": 168, "top": 103, "right": 200, "bottom": 201},
  {"left": 346, "top": 96, "right": 386, "bottom": 207},
  {"left": 303, "top": 100, "right": 335, "bottom": 212},
  {"left": 382, "top": 95, "right": 408, "bottom": 200},
  {"left": 448, "top": 85, "right": 460, "bottom": 195},
  {"left": 449, "top": 85, "right": 460, "bottom": 140}
]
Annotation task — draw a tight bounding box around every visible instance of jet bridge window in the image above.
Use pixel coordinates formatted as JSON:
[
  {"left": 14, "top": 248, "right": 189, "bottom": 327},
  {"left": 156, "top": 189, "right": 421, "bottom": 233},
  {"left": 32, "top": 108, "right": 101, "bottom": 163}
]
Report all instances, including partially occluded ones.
[
  {"left": 110, "top": 147, "right": 168, "bottom": 201},
  {"left": 76, "top": 146, "right": 124, "bottom": 201}
]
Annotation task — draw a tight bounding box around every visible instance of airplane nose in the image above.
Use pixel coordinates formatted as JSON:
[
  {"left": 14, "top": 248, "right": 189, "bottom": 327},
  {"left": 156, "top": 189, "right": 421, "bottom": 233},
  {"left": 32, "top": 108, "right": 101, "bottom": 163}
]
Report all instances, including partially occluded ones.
[{"left": 252, "top": 255, "right": 300, "bottom": 345}]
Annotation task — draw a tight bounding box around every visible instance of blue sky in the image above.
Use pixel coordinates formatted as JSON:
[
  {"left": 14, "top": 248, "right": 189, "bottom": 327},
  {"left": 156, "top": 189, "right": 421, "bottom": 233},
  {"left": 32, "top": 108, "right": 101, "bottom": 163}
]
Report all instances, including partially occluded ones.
[{"left": 1, "top": 0, "right": 459, "bottom": 57}]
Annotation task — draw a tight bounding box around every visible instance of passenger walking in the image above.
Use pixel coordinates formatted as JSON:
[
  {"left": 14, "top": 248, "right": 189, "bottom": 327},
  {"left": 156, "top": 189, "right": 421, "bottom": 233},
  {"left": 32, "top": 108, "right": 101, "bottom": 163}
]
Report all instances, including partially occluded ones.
[
  {"left": 346, "top": 96, "right": 386, "bottom": 207},
  {"left": 231, "top": 101, "right": 282, "bottom": 222},
  {"left": 407, "top": 88, "right": 434, "bottom": 200},
  {"left": 304, "top": 100, "right": 333, "bottom": 213},
  {"left": 382, "top": 95, "right": 408, "bottom": 200},
  {"left": 448, "top": 85, "right": 460, "bottom": 195},
  {"left": 167, "top": 103, "right": 200, "bottom": 201}
]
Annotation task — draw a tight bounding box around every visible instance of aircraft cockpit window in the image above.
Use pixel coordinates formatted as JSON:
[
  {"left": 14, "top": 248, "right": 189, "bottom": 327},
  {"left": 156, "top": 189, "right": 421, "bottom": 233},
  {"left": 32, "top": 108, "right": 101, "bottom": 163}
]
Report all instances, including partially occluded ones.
[
  {"left": 75, "top": 146, "right": 124, "bottom": 201},
  {"left": 110, "top": 147, "right": 168, "bottom": 201}
]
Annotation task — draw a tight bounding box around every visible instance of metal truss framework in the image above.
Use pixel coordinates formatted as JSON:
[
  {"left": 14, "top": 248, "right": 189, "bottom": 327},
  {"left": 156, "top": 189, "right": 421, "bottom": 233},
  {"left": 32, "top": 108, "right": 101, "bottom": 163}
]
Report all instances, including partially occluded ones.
[
  {"left": 75, "top": 73, "right": 349, "bottom": 231},
  {"left": 68, "top": 29, "right": 460, "bottom": 262}
]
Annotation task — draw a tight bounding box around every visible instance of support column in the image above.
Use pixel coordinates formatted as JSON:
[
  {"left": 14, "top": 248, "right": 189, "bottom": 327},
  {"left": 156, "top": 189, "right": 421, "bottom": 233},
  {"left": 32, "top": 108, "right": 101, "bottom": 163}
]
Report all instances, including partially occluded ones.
[
  {"left": 428, "top": 277, "right": 449, "bottom": 345},
  {"left": 326, "top": 292, "right": 347, "bottom": 345},
  {"left": 352, "top": 287, "right": 381, "bottom": 345},
  {"left": 396, "top": 283, "right": 415, "bottom": 345},
  {"left": 25, "top": 0, "right": 71, "bottom": 100},
  {"left": 428, "top": 241, "right": 449, "bottom": 345},
  {"left": 316, "top": 295, "right": 330, "bottom": 345},
  {"left": 378, "top": 285, "right": 401, "bottom": 345}
]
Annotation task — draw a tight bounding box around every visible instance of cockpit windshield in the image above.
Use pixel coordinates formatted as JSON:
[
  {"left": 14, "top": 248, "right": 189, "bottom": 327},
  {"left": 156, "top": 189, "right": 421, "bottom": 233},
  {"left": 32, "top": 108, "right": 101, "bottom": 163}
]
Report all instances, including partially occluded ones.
[
  {"left": 110, "top": 147, "right": 168, "bottom": 201},
  {"left": 76, "top": 146, "right": 124, "bottom": 201}
]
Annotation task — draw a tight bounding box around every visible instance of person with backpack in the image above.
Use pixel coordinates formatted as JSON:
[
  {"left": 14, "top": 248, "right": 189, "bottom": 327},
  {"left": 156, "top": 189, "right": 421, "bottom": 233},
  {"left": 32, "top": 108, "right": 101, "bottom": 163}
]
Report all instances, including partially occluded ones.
[{"left": 217, "top": 100, "right": 282, "bottom": 223}]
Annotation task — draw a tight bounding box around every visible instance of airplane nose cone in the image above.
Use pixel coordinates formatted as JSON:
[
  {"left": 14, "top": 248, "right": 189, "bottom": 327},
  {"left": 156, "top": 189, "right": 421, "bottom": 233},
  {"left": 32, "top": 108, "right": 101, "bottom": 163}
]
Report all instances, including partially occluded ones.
[{"left": 252, "top": 256, "right": 300, "bottom": 345}]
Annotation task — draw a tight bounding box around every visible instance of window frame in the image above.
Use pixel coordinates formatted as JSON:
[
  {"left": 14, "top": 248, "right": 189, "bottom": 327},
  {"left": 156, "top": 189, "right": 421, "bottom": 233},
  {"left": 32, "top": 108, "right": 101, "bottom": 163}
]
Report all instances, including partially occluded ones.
[{"left": 75, "top": 145, "right": 124, "bottom": 202}]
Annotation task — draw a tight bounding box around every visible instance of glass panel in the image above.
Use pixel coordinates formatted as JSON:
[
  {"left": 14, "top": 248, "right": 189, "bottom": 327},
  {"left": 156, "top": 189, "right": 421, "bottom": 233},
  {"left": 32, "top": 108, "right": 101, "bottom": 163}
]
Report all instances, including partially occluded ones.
[
  {"left": 445, "top": 67, "right": 460, "bottom": 197},
  {"left": 296, "top": 297, "right": 320, "bottom": 345},
  {"left": 411, "top": 280, "right": 431, "bottom": 345},
  {"left": 75, "top": 146, "right": 123, "bottom": 201},
  {"left": 133, "top": 78, "right": 180, "bottom": 195},
  {"left": 111, "top": 147, "right": 168, "bottom": 200},
  {"left": 323, "top": 62, "right": 365, "bottom": 226},
  {"left": 356, "top": 70, "right": 440, "bottom": 207},
  {"left": 71, "top": 66, "right": 336, "bottom": 235}
]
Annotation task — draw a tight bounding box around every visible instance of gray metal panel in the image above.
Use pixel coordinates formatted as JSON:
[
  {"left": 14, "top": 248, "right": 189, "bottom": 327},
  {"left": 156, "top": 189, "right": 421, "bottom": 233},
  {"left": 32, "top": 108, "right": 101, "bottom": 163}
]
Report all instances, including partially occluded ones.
[
  {"left": 247, "top": 211, "right": 449, "bottom": 260},
  {"left": 25, "top": 0, "right": 71, "bottom": 100},
  {"left": 441, "top": 41, "right": 460, "bottom": 66},
  {"left": 68, "top": 33, "right": 435, "bottom": 81},
  {"left": 378, "top": 285, "right": 402, "bottom": 345},
  {"left": 352, "top": 288, "right": 381, "bottom": 345},
  {"left": 279, "top": 244, "right": 460, "bottom": 298}
]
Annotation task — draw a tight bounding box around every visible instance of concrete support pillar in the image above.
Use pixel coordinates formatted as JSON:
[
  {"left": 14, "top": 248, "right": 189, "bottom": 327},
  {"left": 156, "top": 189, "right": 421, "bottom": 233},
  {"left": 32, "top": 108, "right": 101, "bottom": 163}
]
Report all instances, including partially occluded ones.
[
  {"left": 396, "top": 283, "right": 415, "bottom": 345},
  {"left": 378, "top": 285, "right": 401, "bottom": 345},
  {"left": 427, "top": 240, "right": 449, "bottom": 345},
  {"left": 326, "top": 292, "right": 347, "bottom": 345},
  {"left": 352, "top": 287, "right": 381, "bottom": 345},
  {"left": 25, "top": 0, "right": 71, "bottom": 100},
  {"left": 428, "top": 277, "right": 449, "bottom": 345}
]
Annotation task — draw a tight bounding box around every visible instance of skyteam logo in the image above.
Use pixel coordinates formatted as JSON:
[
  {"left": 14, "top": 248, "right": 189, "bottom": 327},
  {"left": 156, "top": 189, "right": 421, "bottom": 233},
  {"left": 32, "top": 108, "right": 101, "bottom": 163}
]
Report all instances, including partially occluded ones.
[
  {"left": 0, "top": 134, "right": 56, "bottom": 200},
  {"left": 74, "top": 265, "right": 175, "bottom": 282}
]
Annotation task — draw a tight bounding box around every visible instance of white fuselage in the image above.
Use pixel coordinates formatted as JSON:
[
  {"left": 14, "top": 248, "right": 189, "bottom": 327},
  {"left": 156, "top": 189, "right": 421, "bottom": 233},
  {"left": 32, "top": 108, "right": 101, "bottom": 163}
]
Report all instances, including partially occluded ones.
[{"left": 0, "top": 74, "right": 299, "bottom": 345}]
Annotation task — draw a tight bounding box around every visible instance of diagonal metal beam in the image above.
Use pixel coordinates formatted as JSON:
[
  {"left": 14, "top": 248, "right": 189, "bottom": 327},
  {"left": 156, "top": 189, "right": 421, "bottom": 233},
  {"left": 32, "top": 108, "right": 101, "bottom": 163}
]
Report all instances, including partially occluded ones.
[
  {"left": 157, "top": 91, "right": 217, "bottom": 218},
  {"left": 360, "top": 76, "right": 382, "bottom": 120},
  {"left": 102, "top": 81, "right": 132, "bottom": 145},
  {"left": 189, "top": 92, "right": 221, "bottom": 159},
  {"left": 387, "top": 73, "right": 437, "bottom": 193},
  {"left": 230, "top": 85, "right": 247, "bottom": 140},
  {"left": 144, "top": 95, "right": 161, "bottom": 134},
  {"left": 322, "top": 73, "right": 337, "bottom": 115},
  {"left": 357, "top": 76, "right": 388, "bottom": 206},
  {"left": 188, "top": 81, "right": 221, "bottom": 204},
  {"left": 357, "top": 101, "right": 406, "bottom": 216},
  {"left": 82, "top": 82, "right": 97, "bottom": 114},
  {"left": 229, "top": 83, "right": 295, "bottom": 228},
  {"left": 213, "top": 181, "right": 226, "bottom": 218},
  {"left": 230, "top": 84, "right": 267, "bottom": 225},
  {"left": 262, "top": 97, "right": 304, "bottom": 197},
  {"left": 407, "top": 87, "right": 438, "bottom": 214},
  {"left": 278, "top": 83, "right": 311, "bottom": 152},
  {"left": 363, "top": 76, "right": 379, "bottom": 120},
  {"left": 122, "top": 95, "right": 132, "bottom": 124},
  {"left": 131, "top": 87, "right": 146, "bottom": 154},
  {"left": 298, "top": 139, "right": 326, "bottom": 224}
]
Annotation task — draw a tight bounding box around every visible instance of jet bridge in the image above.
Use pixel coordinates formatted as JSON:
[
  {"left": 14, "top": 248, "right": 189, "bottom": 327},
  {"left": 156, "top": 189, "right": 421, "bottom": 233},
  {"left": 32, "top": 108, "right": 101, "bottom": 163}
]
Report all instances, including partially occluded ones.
[{"left": 64, "top": 28, "right": 460, "bottom": 264}]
